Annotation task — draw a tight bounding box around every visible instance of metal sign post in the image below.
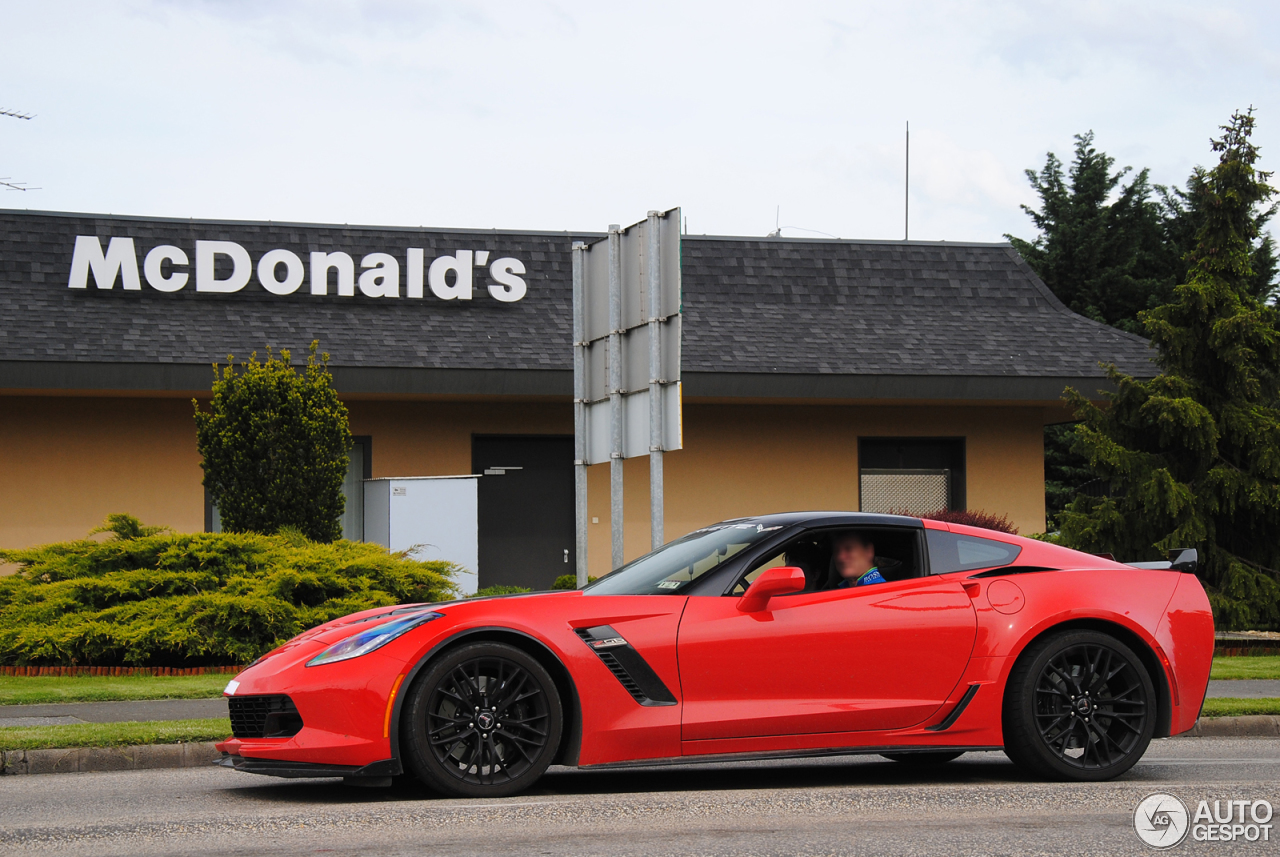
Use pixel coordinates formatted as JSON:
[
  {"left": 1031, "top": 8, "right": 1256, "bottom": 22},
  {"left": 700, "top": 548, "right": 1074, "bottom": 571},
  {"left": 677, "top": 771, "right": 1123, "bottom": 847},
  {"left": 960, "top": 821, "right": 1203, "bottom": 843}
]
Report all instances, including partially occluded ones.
[
  {"left": 607, "top": 225, "right": 625, "bottom": 571},
  {"left": 571, "top": 241, "right": 589, "bottom": 586},
  {"left": 572, "top": 208, "right": 682, "bottom": 582},
  {"left": 645, "top": 210, "right": 664, "bottom": 551}
]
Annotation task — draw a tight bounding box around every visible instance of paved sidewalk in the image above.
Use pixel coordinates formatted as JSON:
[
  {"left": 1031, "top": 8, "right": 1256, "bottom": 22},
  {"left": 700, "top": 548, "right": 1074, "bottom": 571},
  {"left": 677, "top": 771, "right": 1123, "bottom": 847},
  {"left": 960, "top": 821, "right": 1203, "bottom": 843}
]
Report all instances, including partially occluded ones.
[
  {"left": 1204, "top": 678, "right": 1280, "bottom": 698},
  {"left": 0, "top": 698, "right": 227, "bottom": 727},
  {"left": 0, "top": 680, "right": 1273, "bottom": 728}
]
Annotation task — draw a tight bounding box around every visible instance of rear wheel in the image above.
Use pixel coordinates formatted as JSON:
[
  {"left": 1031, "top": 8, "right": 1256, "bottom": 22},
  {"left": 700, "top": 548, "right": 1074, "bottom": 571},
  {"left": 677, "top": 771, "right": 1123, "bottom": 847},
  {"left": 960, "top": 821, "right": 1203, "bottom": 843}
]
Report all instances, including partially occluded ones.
[
  {"left": 1003, "top": 630, "right": 1155, "bottom": 781},
  {"left": 402, "top": 642, "right": 563, "bottom": 798},
  {"left": 880, "top": 751, "right": 964, "bottom": 765}
]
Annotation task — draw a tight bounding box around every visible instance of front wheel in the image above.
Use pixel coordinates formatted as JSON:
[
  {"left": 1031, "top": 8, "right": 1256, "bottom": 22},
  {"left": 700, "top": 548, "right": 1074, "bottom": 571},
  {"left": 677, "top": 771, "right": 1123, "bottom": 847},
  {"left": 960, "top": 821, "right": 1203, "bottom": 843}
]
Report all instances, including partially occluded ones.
[
  {"left": 1003, "top": 630, "right": 1155, "bottom": 781},
  {"left": 401, "top": 642, "right": 563, "bottom": 798}
]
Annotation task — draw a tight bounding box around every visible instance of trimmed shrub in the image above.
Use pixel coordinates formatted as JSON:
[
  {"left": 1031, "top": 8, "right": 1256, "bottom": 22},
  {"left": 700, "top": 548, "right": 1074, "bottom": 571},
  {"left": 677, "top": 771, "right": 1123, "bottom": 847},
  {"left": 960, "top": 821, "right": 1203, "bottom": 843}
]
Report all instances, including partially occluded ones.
[
  {"left": 469, "top": 585, "right": 532, "bottom": 598},
  {"left": 895, "top": 508, "right": 1019, "bottom": 535},
  {"left": 193, "top": 343, "right": 351, "bottom": 542},
  {"left": 551, "top": 574, "right": 598, "bottom": 590},
  {"left": 0, "top": 515, "right": 459, "bottom": 667}
]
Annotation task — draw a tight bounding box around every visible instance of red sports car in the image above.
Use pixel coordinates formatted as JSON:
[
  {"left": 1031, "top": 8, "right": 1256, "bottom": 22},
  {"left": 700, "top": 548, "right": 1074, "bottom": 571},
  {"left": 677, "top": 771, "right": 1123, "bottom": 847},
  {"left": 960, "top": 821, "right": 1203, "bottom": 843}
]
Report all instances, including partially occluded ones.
[{"left": 216, "top": 513, "right": 1214, "bottom": 797}]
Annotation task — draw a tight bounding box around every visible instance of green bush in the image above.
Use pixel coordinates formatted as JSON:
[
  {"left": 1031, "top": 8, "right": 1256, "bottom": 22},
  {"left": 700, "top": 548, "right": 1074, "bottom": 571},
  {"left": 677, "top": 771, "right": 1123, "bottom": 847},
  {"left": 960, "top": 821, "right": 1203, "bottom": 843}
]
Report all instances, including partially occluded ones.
[{"left": 0, "top": 514, "right": 460, "bottom": 667}]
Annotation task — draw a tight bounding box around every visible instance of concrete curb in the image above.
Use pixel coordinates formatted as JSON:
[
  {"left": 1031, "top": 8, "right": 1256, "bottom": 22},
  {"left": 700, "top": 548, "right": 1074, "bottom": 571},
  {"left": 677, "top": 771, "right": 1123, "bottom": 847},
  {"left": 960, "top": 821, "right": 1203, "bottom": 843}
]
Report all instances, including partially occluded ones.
[
  {"left": 0, "top": 741, "right": 220, "bottom": 775},
  {"left": 2, "top": 718, "right": 1279, "bottom": 775},
  {"left": 1182, "top": 715, "right": 1280, "bottom": 738}
]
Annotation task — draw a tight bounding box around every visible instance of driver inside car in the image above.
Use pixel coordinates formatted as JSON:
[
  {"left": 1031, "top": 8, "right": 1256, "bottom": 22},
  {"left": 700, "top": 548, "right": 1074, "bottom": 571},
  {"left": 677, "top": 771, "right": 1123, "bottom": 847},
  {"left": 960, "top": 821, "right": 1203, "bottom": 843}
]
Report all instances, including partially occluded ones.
[{"left": 833, "top": 531, "right": 886, "bottom": 588}]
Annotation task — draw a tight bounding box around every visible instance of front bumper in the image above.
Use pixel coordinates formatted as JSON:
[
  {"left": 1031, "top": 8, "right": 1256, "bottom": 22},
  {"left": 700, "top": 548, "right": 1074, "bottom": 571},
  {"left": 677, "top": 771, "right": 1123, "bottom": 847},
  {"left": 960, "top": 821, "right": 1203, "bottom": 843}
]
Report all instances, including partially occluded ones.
[{"left": 215, "top": 752, "right": 401, "bottom": 779}]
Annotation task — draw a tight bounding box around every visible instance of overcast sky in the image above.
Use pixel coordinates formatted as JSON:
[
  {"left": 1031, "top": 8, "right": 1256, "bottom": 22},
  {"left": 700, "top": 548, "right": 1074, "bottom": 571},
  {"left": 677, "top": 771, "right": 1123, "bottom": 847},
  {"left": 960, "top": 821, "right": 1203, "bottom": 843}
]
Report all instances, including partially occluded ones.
[{"left": 1, "top": 1, "right": 1276, "bottom": 242}]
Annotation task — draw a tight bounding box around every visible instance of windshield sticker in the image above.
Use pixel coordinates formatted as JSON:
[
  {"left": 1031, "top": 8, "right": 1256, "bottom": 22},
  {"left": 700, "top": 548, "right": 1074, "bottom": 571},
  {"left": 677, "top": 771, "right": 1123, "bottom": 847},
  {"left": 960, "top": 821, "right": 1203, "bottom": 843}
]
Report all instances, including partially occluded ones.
[{"left": 656, "top": 580, "right": 682, "bottom": 589}]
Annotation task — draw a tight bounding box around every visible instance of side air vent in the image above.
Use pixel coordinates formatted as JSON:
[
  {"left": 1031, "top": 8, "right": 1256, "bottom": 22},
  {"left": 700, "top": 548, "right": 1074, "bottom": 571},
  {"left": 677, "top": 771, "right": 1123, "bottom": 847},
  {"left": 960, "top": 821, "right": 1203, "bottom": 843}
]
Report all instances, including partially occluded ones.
[
  {"left": 228, "top": 694, "right": 304, "bottom": 739},
  {"left": 574, "top": 626, "right": 677, "bottom": 706},
  {"left": 596, "top": 650, "right": 647, "bottom": 700}
]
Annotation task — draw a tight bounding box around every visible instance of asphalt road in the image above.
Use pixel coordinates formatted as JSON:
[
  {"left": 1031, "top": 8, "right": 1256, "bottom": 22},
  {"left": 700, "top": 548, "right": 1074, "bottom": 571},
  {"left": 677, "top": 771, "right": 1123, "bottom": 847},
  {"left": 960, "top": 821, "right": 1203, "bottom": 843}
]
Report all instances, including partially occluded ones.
[{"left": 1, "top": 737, "right": 1277, "bottom": 856}]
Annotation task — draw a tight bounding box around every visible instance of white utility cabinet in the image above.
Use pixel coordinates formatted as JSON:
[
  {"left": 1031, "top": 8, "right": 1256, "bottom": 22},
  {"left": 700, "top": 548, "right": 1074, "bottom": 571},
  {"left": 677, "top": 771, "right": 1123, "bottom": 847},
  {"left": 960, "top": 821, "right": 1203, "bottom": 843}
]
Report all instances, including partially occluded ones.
[{"left": 364, "top": 476, "right": 479, "bottom": 595}]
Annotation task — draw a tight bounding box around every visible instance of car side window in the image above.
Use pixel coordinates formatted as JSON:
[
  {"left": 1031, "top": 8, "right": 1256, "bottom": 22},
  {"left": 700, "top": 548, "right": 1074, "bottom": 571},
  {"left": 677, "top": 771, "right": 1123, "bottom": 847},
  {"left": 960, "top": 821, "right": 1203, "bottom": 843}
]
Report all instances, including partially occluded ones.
[
  {"left": 729, "top": 551, "right": 789, "bottom": 596},
  {"left": 730, "top": 528, "right": 925, "bottom": 595},
  {"left": 926, "top": 529, "right": 1022, "bottom": 574},
  {"left": 729, "top": 532, "right": 838, "bottom": 595}
]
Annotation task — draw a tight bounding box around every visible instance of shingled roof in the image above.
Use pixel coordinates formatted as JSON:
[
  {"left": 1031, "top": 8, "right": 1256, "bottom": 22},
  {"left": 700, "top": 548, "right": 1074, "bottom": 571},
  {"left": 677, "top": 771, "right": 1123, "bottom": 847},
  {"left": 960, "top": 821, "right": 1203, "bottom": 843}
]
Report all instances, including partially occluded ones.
[{"left": 0, "top": 210, "right": 1156, "bottom": 401}]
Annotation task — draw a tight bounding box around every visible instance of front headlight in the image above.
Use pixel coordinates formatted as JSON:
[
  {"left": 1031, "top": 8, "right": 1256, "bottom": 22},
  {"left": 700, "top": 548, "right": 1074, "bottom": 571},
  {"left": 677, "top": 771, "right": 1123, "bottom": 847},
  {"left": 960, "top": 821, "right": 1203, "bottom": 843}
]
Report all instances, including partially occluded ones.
[{"left": 305, "top": 610, "right": 443, "bottom": 667}]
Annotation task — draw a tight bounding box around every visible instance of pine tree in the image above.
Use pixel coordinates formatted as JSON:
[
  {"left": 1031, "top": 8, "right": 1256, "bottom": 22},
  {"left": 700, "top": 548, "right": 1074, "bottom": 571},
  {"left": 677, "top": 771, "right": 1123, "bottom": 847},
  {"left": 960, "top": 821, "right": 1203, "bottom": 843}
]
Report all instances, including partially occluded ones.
[
  {"left": 1044, "top": 423, "right": 1096, "bottom": 527},
  {"left": 1158, "top": 174, "right": 1278, "bottom": 304},
  {"left": 1007, "top": 132, "right": 1172, "bottom": 335},
  {"left": 193, "top": 342, "right": 351, "bottom": 543},
  {"left": 1059, "top": 110, "right": 1280, "bottom": 630}
]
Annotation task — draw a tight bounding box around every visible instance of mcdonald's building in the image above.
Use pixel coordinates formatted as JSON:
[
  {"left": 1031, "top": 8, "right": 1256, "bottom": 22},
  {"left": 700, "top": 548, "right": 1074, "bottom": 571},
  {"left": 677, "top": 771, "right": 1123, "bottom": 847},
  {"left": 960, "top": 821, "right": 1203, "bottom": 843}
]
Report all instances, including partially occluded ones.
[{"left": 0, "top": 208, "right": 1155, "bottom": 592}]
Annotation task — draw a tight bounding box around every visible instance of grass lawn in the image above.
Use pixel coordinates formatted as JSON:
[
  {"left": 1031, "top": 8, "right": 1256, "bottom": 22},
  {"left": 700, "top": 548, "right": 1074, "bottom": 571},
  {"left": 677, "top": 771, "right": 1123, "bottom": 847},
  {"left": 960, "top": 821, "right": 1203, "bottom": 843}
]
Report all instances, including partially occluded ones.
[
  {"left": 0, "top": 674, "right": 231, "bottom": 706},
  {"left": 1200, "top": 698, "right": 1280, "bottom": 718},
  {"left": 1210, "top": 655, "right": 1280, "bottom": 680},
  {"left": 0, "top": 717, "right": 231, "bottom": 751}
]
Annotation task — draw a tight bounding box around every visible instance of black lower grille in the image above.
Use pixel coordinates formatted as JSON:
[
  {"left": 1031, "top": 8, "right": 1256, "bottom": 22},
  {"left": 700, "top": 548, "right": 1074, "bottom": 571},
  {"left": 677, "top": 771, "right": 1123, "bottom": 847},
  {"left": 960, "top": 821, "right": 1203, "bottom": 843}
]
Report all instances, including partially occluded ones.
[{"left": 228, "top": 695, "right": 304, "bottom": 739}]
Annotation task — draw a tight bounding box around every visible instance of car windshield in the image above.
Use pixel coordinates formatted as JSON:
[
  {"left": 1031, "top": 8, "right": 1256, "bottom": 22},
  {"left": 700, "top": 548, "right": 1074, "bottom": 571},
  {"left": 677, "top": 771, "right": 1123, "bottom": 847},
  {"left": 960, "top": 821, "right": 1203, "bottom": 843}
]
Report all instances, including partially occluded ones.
[{"left": 584, "top": 522, "right": 784, "bottom": 596}]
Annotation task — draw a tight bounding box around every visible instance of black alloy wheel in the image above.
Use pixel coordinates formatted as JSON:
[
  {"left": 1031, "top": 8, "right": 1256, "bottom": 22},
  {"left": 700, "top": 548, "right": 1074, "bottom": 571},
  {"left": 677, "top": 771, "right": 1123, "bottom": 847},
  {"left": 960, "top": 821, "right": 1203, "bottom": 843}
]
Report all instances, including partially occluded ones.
[
  {"left": 1004, "top": 629, "right": 1155, "bottom": 781},
  {"left": 402, "top": 642, "right": 563, "bottom": 798},
  {"left": 880, "top": 751, "right": 965, "bottom": 765}
]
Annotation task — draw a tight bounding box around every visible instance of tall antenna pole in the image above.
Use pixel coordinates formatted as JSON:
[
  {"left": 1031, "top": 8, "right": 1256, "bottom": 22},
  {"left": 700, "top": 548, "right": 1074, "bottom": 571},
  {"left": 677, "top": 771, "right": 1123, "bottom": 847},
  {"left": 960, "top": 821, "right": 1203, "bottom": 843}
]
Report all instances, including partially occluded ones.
[
  {"left": 2, "top": 109, "right": 38, "bottom": 192},
  {"left": 904, "top": 121, "right": 910, "bottom": 241}
]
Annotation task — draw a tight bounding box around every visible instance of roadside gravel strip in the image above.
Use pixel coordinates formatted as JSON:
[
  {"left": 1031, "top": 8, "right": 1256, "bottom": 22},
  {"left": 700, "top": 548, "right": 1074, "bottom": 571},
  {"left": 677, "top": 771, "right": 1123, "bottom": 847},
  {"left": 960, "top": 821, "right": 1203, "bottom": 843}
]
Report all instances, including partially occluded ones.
[{"left": 0, "top": 739, "right": 1277, "bottom": 857}]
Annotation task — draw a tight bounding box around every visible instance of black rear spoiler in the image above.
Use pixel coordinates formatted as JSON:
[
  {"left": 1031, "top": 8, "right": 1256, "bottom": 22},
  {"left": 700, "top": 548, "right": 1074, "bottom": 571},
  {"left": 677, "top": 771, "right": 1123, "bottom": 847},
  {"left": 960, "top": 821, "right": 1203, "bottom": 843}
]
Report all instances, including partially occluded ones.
[{"left": 1124, "top": 548, "right": 1198, "bottom": 574}]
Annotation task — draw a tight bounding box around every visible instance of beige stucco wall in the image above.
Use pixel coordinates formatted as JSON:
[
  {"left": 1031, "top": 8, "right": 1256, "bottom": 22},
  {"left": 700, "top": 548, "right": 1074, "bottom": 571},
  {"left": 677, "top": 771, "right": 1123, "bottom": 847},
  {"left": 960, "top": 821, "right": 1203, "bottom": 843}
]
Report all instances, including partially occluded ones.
[
  {"left": 0, "top": 396, "right": 206, "bottom": 550},
  {"left": 1, "top": 395, "right": 1046, "bottom": 579}
]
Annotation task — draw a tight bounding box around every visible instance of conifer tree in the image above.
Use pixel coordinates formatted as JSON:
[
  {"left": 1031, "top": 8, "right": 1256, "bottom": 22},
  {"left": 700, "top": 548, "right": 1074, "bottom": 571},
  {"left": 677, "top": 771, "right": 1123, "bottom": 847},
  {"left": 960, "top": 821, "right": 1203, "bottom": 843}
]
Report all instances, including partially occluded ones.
[{"left": 1059, "top": 110, "right": 1280, "bottom": 630}]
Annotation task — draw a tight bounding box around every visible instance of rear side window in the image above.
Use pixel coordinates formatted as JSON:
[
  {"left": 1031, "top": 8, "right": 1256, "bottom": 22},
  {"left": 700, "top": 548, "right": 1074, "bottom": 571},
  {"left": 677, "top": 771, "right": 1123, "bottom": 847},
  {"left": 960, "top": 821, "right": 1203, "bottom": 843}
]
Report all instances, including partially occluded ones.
[{"left": 927, "top": 530, "right": 1021, "bottom": 574}]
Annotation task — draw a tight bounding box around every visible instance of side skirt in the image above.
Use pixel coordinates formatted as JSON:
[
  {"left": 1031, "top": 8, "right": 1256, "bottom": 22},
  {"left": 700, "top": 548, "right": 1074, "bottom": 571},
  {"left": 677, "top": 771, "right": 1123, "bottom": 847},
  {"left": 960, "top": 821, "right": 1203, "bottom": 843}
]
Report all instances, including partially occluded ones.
[{"left": 577, "top": 744, "right": 1003, "bottom": 771}]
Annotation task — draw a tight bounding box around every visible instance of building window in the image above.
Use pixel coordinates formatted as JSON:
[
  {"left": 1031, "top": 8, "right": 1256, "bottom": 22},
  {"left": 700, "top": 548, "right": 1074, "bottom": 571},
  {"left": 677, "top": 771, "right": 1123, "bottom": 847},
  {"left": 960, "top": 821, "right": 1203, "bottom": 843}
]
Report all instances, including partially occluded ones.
[
  {"left": 858, "top": 437, "right": 965, "bottom": 514},
  {"left": 205, "top": 436, "right": 372, "bottom": 539}
]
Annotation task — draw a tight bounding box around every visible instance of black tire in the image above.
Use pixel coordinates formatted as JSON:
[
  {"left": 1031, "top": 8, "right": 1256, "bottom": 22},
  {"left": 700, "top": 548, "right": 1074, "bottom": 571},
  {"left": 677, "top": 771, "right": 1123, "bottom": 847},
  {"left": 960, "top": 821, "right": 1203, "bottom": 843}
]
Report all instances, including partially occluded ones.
[
  {"left": 401, "top": 642, "right": 563, "bottom": 798},
  {"left": 1003, "top": 629, "right": 1155, "bottom": 781},
  {"left": 880, "top": 751, "right": 964, "bottom": 765}
]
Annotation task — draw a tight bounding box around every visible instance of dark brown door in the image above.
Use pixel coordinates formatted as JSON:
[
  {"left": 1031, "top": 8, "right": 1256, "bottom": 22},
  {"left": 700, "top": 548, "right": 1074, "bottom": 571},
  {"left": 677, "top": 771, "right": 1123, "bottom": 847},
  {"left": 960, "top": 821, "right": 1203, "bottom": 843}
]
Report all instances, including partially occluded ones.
[{"left": 472, "top": 435, "right": 575, "bottom": 590}]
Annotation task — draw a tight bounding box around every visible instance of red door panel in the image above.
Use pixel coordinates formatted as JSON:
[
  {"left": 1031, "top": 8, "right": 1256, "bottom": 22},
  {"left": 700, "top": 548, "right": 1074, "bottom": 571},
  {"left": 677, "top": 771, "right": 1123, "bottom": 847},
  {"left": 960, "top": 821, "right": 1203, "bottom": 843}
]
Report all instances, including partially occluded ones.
[{"left": 677, "top": 578, "right": 977, "bottom": 741}]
